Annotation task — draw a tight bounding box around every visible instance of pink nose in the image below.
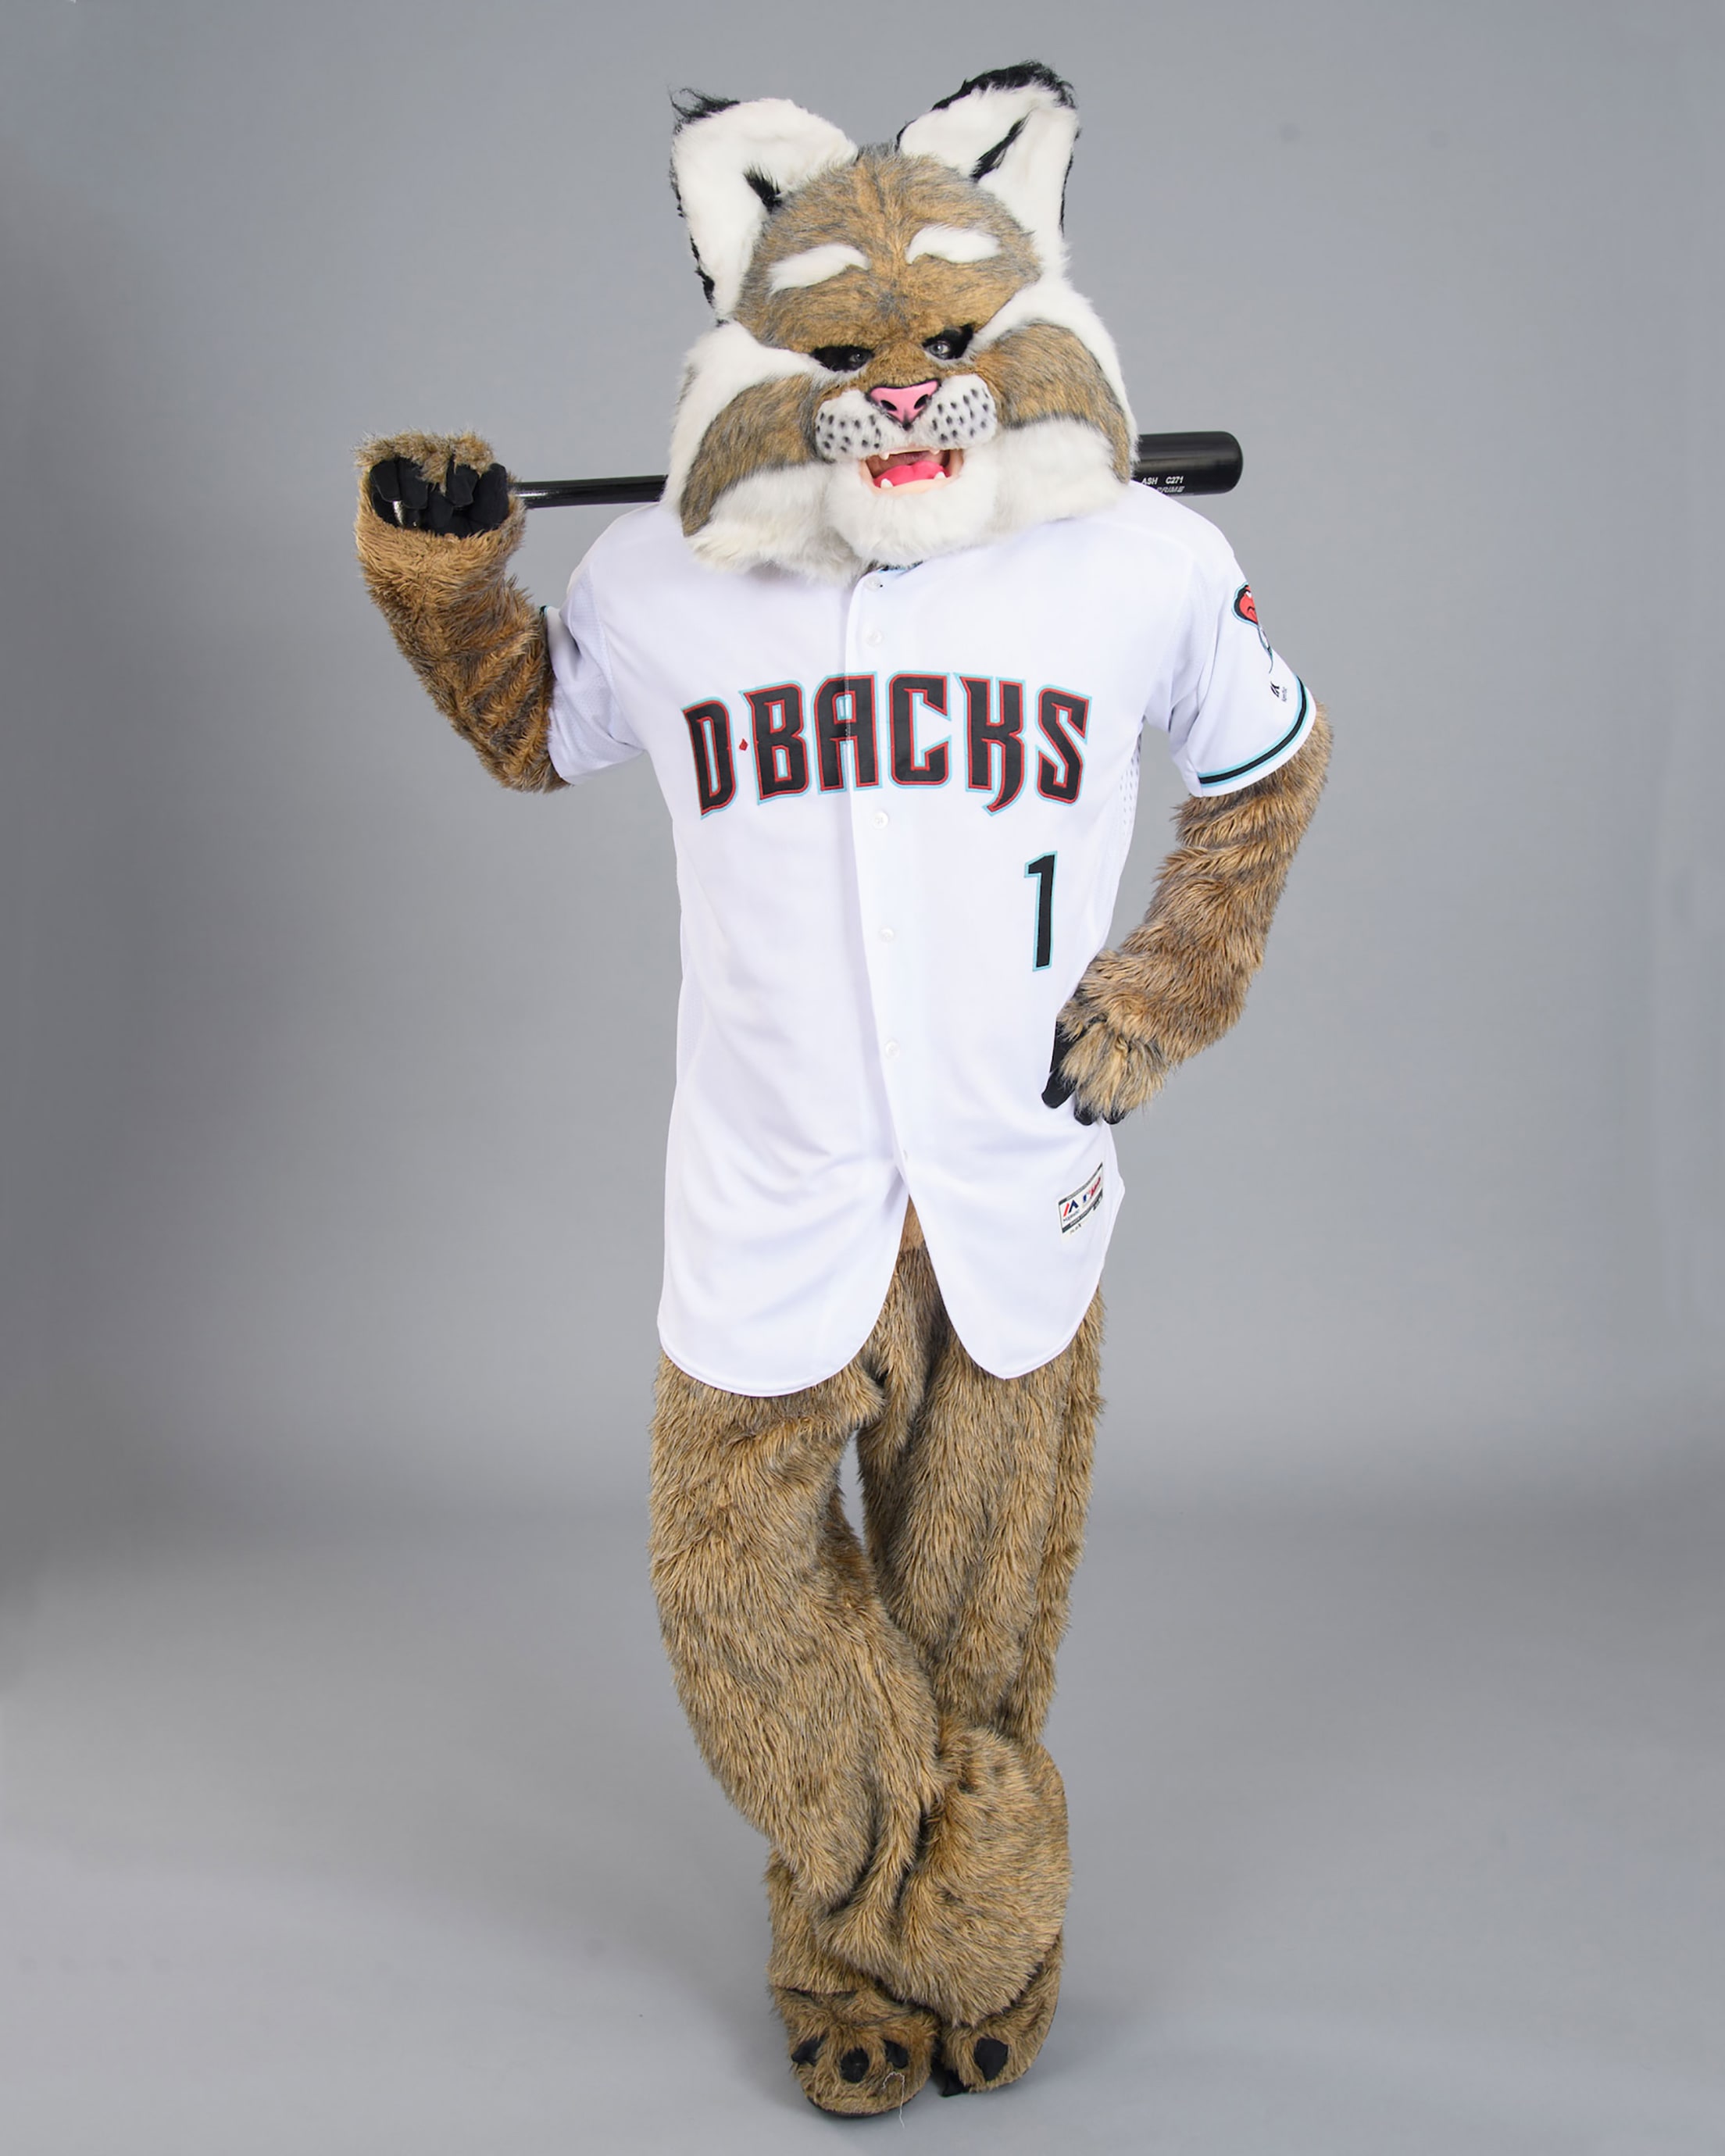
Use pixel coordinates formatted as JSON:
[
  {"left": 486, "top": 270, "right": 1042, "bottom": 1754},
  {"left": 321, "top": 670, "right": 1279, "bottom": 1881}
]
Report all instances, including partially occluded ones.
[{"left": 867, "top": 380, "right": 939, "bottom": 429}]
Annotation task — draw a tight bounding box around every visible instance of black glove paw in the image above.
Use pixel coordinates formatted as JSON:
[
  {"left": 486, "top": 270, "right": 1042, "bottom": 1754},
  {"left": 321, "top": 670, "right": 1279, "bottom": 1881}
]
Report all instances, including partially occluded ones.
[
  {"left": 1041, "top": 1019, "right": 1130, "bottom": 1126},
  {"left": 367, "top": 455, "right": 510, "bottom": 537}
]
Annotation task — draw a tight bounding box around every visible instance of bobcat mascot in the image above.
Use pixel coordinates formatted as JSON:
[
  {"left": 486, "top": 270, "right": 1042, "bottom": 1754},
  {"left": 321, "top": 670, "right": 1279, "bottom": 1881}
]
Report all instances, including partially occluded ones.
[{"left": 356, "top": 64, "right": 1327, "bottom": 2114}]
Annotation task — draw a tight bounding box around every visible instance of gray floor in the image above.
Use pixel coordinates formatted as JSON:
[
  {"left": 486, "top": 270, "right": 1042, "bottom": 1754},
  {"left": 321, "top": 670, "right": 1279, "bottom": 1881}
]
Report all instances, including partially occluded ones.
[{"left": 2, "top": 1467, "right": 1722, "bottom": 2154}]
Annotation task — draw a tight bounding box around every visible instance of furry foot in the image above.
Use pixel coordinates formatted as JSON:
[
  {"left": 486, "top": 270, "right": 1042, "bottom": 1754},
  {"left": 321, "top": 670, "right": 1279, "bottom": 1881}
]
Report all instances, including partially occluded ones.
[
  {"left": 818, "top": 1723, "right": 1069, "bottom": 2028},
  {"left": 766, "top": 1850, "right": 938, "bottom": 2114},
  {"left": 774, "top": 1979, "right": 938, "bottom": 2116},
  {"left": 934, "top": 1933, "right": 1062, "bottom": 2096}
]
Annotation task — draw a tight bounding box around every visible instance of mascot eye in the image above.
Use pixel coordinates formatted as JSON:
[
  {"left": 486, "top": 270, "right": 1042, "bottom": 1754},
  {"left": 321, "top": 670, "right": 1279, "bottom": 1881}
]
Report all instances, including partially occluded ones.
[
  {"left": 923, "top": 326, "right": 975, "bottom": 362},
  {"left": 810, "top": 344, "right": 875, "bottom": 374}
]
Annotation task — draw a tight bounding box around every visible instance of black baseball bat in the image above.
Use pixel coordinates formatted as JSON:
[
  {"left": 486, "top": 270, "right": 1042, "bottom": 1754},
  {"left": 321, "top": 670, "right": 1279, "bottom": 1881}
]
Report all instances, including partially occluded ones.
[{"left": 512, "top": 430, "right": 1242, "bottom": 509}]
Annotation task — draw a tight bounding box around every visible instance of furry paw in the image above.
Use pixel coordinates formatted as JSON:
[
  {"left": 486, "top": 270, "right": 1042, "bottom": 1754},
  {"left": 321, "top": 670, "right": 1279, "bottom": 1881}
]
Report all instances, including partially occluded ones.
[
  {"left": 934, "top": 1934, "right": 1062, "bottom": 2097},
  {"left": 362, "top": 434, "right": 510, "bottom": 537},
  {"left": 773, "top": 1980, "right": 938, "bottom": 2116},
  {"left": 1041, "top": 1005, "right": 1168, "bottom": 1126}
]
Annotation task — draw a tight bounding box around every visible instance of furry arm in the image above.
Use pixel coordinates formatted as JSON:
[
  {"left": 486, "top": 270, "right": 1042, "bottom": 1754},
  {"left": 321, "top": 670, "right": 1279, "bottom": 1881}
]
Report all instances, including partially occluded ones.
[
  {"left": 354, "top": 432, "right": 562, "bottom": 794},
  {"left": 1047, "top": 709, "right": 1330, "bottom": 1125}
]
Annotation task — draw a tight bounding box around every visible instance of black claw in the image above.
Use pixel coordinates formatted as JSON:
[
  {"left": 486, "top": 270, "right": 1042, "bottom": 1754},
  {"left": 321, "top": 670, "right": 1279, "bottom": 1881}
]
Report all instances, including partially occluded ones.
[
  {"left": 1041, "top": 1022, "right": 1079, "bottom": 1111},
  {"left": 791, "top": 2034, "right": 823, "bottom": 2066},
  {"left": 974, "top": 2036, "right": 1009, "bottom": 2081},
  {"left": 934, "top": 2061, "right": 969, "bottom": 2097},
  {"left": 838, "top": 2046, "right": 870, "bottom": 2084},
  {"left": 367, "top": 455, "right": 431, "bottom": 529},
  {"left": 883, "top": 2039, "right": 911, "bottom": 2070},
  {"left": 471, "top": 462, "right": 510, "bottom": 529}
]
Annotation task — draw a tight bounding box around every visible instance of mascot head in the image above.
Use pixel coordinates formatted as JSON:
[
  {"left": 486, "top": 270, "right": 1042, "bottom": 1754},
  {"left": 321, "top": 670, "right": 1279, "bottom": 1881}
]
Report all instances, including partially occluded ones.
[{"left": 665, "top": 64, "right": 1136, "bottom": 581}]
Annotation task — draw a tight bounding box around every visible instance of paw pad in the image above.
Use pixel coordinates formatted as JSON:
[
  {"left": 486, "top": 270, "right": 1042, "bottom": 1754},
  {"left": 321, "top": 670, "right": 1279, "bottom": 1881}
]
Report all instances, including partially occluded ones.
[
  {"left": 883, "top": 2039, "right": 911, "bottom": 2070},
  {"left": 791, "top": 2035, "right": 823, "bottom": 2066},
  {"left": 838, "top": 2047, "right": 870, "bottom": 2083},
  {"left": 973, "top": 2036, "right": 1009, "bottom": 2081}
]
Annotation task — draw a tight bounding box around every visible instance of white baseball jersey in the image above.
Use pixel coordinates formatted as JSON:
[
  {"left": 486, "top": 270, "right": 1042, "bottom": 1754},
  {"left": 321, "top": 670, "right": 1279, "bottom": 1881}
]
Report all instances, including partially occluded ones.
[{"left": 545, "top": 484, "right": 1312, "bottom": 1396}]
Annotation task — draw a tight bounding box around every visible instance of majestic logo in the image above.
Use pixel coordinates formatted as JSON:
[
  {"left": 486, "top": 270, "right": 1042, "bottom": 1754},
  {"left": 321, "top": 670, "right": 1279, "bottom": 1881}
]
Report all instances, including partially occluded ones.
[
  {"left": 1058, "top": 1162, "right": 1105, "bottom": 1234},
  {"left": 1234, "top": 582, "right": 1273, "bottom": 662},
  {"left": 682, "top": 673, "right": 1088, "bottom": 815}
]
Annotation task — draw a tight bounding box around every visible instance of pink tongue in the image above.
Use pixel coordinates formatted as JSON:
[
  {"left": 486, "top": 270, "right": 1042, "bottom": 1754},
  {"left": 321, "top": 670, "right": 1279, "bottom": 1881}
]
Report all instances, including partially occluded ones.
[{"left": 880, "top": 455, "right": 945, "bottom": 487}]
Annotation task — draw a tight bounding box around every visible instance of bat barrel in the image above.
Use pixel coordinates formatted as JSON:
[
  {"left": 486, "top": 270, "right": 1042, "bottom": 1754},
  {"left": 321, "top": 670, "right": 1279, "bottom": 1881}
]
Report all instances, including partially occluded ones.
[
  {"left": 1130, "top": 430, "right": 1241, "bottom": 495},
  {"left": 512, "top": 432, "right": 1242, "bottom": 509}
]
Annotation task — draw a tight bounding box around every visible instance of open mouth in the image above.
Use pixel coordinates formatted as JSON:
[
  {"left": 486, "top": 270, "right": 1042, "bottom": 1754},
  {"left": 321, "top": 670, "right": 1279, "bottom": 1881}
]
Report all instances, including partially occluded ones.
[{"left": 863, "top": 447, "right": 964, "bottom": 493}]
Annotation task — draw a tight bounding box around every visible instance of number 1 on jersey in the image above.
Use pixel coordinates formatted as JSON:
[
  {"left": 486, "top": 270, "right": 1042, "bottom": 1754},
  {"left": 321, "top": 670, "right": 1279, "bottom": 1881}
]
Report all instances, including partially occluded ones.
[{"left": 1026, "top": 853, "right": 1056, "bottom": 969}]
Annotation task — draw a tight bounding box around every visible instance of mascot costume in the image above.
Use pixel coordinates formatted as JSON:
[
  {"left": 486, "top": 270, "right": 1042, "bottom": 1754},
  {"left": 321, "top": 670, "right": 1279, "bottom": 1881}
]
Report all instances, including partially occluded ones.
[{"left": 355, "top": 64, "right": 1327, "bottom": 2115}]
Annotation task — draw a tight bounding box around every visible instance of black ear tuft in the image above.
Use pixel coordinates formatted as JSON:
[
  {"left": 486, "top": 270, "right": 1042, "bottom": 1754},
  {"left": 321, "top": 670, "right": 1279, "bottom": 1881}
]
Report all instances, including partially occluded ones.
[
  {"left": 744, "top": 168, "right": 783, "bottom": 213},
  {"left": 970, "top": 115, "right": 1028, "bottom": 182},
  {"left": 930, "top": 61, "right": 1074, "bottom": 114},
  {"left": 671, "top": 88, "right": 738, "bottom": 129}
]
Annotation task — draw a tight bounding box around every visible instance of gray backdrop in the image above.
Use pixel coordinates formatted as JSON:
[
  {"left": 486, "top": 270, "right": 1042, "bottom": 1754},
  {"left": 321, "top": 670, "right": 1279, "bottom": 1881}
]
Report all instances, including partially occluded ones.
[
  {"left": 3, "top": 6, "right": 1723, "bottom": 2152},
  {"left": 3, "top": 0, "right": 1721, "bottom": 1537}
]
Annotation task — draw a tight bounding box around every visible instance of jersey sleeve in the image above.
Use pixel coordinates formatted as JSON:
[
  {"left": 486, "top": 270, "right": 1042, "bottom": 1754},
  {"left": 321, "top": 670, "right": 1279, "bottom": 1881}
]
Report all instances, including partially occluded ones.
[
  {"left": 544, "top": 559, "right": 644, "bottom": 784},
  {"left": 1162, "top": 537, "right": 1313, "bottom": 798}
]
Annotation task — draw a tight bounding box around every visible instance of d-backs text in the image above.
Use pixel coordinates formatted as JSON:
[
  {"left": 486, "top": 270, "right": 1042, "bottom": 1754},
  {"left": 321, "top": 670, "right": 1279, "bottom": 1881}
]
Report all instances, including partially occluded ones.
[{"left": 683, "top": 675, "right": 1089, "bottom": 816}]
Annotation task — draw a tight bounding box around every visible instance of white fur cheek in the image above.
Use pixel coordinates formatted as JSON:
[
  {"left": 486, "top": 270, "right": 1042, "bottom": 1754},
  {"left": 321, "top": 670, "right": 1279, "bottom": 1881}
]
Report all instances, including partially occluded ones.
[
  {"left": 987, "top": 418, "right": 1127, "bottom": 537},
  {"left": 814, "top": 389, "right": 891, "bottom": 463},
  {"left": 665, "top": 322, "right": 823, "bottom": 517},
  {"left": 921, "top": 374, "right": 998, "bottom": 452},
  {"left": 824, "top": 448, "right": 1003, "bottom": 567},
  {"left": 687, "top": 463, "right": 865, "bottom": 584},
  {"left": 972, "top": 277, "right": 1137, "bottom": 441},
  {"left": 679, "top": 416, "right": 1127, "bottom": 584}
]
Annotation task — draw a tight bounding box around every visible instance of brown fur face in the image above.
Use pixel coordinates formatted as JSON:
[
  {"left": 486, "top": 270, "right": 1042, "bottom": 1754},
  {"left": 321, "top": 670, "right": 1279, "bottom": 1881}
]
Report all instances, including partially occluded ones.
[
  {"left": 736, "top": 155, "right": 1037, "bottom": 379},
  {"left": 666, "top": 78, "right": 1136, "bottom": 579},
  {"left": 674, "top": 152, "right": 1131, "bottom": 546}
]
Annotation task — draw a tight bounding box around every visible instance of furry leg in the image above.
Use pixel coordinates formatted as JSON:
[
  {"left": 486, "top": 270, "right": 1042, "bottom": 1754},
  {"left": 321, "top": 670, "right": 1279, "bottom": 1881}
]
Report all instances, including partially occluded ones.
[
  {"left": 853, "top": 1279, "right": 1102, "bottom": 2094},
  {"left": 648, "top": 1258, "right": 1070, "bottom": 2028},
  {"left": 856, "top": 1278, "right": 1102, "bottom": 1747}
]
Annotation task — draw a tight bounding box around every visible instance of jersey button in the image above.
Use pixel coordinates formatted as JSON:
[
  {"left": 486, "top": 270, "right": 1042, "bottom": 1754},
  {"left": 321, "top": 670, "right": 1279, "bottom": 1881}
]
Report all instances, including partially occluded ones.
[
  {"left": 872, "top": 809, "right": 889, "bottom": 828},
  {"left": 878, "top": 926, "right": 895, "bottom": 942},
  {"left": 883, "top": 1039, "right": 901, "bottom": 1058},
  {"left": 865, "top": 628, "right": 883, "bottom": 646}
]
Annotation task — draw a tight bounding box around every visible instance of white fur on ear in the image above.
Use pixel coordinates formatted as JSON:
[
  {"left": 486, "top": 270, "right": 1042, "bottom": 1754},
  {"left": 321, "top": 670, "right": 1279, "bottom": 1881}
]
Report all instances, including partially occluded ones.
[
  {"left": 672, "top": 97, "right": 858, "bottom": 319},
  {"left": 898, "top": 65, "right": 1079, "bottom": 273}
]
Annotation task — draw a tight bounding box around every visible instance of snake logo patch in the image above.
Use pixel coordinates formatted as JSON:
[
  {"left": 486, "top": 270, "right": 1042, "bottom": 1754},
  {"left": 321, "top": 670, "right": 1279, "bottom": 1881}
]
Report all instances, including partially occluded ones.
[{"left": 1234, "top": 583, "right": 1273, "bottom": 660}]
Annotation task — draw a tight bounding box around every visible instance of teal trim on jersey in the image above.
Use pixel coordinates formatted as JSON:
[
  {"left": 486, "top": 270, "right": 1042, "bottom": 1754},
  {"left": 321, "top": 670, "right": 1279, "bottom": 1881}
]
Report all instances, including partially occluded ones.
[{"left": 1196, "top": 676, "right": 1309, "bottom": 788}]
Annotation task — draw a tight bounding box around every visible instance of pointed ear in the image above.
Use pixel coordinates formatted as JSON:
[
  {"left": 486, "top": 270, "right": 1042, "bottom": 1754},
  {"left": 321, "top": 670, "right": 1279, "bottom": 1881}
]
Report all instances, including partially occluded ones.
[
  {"left": 898, "top": 64, "right": 1079, "bottom": 273},
  {"left": 670, "top": 94, "right": 858, "bottom": 319}
]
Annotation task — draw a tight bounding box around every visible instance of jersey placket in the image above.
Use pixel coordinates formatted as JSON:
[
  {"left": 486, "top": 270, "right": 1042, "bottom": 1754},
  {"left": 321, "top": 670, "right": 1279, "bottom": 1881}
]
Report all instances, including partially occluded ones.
[{"left": 845, "top": 567, "right": 922, "bottom": 1174}]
